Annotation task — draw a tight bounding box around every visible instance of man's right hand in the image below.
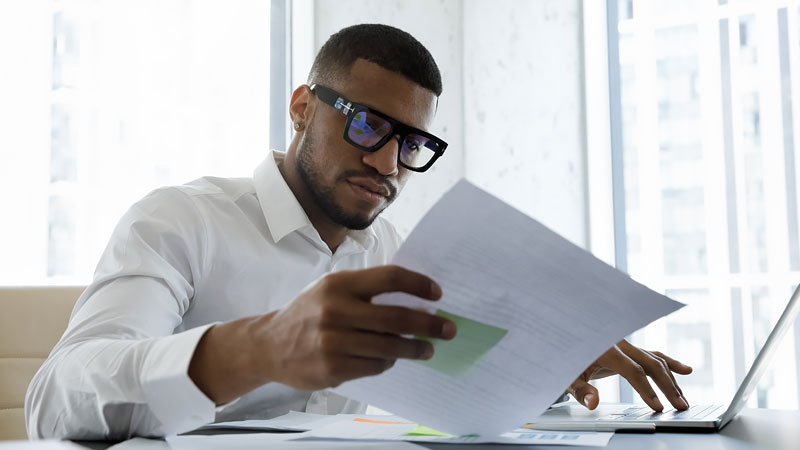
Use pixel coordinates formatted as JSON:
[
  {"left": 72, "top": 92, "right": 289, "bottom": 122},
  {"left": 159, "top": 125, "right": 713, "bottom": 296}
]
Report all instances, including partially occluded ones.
[{"left": 188, "top": 265, "right": 456, "bottom": 404}]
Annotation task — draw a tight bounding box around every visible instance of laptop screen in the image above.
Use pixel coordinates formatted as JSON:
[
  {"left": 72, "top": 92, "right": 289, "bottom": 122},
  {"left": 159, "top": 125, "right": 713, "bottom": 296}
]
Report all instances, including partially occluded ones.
[{"left": 720, "top": 284, "right": 800, "bottom": 426}]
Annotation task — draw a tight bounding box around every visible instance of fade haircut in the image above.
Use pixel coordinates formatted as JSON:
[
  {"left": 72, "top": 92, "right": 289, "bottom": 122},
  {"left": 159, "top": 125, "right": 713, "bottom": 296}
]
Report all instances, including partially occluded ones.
[{"left": 308, "top": 24, "right": 442, "bottom": 97}]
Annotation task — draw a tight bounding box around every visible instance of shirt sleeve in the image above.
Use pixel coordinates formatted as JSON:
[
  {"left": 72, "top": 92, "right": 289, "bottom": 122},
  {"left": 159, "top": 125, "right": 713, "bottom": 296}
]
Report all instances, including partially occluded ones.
[{"left": 25, "top": 187, "right": 217, "bottom": 440}]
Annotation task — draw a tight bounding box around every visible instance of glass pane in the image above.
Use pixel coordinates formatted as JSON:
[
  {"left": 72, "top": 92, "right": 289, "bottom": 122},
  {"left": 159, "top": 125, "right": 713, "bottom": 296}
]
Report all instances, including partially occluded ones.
[
  {"left": 47, "top": 195, "right": 76, "bottom": 278},
  {"left": 748, "top": 286, "right": 799, "bottom": 408},
  {"left": 0, "top": 1, "right": 270, "bottom": 285},
  {"left": 652, "top": 0, "right": 698, "bottom": 18},
  {"left": 50, "top": 102, "right": 77, "bottom": 183},
  {"left": 663, "top": 289, "right": 714, "bottom": 404},
  {"left": 738, "top": 14, "right": 769, "bottom": 273},
  {"left": 784, "top": 7, "right": 800, "bottom": 272},
  {"left": 618, "top": 0, "right": 633, "bottom": 21},
  {"left": 613, "top": 2, "right": 800, "bottom": 409},
  {"left": 655, "top": 25, "right": 707, "bottom": 276},
  {"left": 619, "top": 32, "right": 642, "bottom": 270}
]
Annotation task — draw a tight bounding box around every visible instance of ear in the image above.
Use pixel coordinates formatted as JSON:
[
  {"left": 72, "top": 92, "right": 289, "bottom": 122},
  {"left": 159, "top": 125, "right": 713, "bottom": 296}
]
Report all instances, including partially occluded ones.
[{"left": 289, "top": 85, "right": 315, "bottom": 127}]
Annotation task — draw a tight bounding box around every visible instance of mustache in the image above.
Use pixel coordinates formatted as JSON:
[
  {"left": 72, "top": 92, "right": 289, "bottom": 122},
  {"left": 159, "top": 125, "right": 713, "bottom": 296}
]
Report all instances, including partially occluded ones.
[{"left": 338, "top": 170, "right": 398, "bottom": 199}]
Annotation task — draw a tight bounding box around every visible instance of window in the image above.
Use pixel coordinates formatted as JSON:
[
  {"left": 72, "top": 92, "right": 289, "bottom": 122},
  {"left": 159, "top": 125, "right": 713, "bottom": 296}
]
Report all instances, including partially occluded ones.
[
  {"left": 0, "top": 1, "right": 272, "bottom": 285},
  {"left": 608, "top": 0, "right": 800, "bottom": 407}
]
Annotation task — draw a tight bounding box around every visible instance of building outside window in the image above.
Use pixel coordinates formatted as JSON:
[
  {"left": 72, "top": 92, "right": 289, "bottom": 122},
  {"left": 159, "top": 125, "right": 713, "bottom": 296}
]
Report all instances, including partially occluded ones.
[
  {"left": 611, "top": 0, "right": 800, "bottom": 408},
  {"left": 0, "top": 0, "right": 271, "bottom": 285}
]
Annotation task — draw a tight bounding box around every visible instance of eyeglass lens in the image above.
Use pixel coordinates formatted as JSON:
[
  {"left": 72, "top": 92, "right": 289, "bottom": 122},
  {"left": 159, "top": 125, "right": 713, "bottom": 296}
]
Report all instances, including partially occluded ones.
[
  {"left": 348, "top": 111, "right": 391, "bottom": 147},
  {"left": 400, "top": 133, "right": 439, "bottom": 169},
  {"left": 347, "top": 111, "right": 439, "bottom": 168}
]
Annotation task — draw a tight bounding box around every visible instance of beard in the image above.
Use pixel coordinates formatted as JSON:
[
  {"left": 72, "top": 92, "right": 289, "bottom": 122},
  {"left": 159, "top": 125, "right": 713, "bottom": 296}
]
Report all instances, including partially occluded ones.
[{"left": 295, "top": 121, "right": 398, "bottom": 230}]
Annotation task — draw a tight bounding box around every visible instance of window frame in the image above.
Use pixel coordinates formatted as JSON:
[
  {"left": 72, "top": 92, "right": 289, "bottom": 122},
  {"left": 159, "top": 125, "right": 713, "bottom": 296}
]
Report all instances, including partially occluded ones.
[{"left": 587, "top": 0, "right": 800, "bottom": 408}]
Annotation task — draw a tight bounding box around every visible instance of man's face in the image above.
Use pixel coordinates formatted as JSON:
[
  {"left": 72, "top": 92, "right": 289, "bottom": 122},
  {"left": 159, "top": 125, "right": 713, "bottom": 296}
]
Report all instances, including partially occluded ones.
[{"left": 296, "top": 59, "right": 438, "bottom": 230}]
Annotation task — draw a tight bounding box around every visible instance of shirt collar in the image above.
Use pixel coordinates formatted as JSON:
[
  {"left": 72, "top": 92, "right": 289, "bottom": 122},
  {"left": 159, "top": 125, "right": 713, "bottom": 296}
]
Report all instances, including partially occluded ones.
[
  {"left": 253, "top": 150, "right": 378, "bottom": 251},
  {"left": 346, "top": 221, "right": 378, "bottom": 252}
]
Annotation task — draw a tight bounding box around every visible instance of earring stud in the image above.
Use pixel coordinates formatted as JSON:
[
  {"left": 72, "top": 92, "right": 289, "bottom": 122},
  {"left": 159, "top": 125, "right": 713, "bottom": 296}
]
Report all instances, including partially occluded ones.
[{"left": 294, "top": 123, "right": 302, "bottom": 130}]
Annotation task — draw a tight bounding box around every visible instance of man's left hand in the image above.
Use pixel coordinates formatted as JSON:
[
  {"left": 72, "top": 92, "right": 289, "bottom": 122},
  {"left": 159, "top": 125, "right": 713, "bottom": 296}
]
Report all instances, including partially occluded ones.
[{"left": 568, "top": 339, "right": 693, "bottom": 412}]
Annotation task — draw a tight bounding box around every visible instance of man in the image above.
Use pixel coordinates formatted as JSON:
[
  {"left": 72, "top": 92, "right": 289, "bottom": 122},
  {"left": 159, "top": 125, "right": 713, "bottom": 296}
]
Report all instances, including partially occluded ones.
[{"left": 26, "top": 24, "right": 692, "bottom": 440}]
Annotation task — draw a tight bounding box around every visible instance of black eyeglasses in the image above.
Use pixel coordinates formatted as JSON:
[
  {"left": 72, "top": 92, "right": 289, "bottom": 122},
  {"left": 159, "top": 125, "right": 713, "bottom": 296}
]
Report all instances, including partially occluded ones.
[{"left": 310, "top": 84, "right": 447, "bottom": 173}]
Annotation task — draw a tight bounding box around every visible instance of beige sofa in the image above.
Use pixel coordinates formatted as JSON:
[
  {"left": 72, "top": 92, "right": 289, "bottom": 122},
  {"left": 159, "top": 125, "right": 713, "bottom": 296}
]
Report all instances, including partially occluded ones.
[{"left": 0, "top": 287, "right": 84, "bottom": 440}]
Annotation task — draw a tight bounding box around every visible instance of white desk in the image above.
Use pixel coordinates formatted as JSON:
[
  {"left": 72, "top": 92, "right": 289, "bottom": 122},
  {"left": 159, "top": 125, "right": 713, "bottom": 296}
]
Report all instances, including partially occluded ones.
[
  {"left": 420, "top": 408, "right": 800, "bottom": 449},
  {"left": 68, "top": 408, "right": 800, "bottom": 450}
]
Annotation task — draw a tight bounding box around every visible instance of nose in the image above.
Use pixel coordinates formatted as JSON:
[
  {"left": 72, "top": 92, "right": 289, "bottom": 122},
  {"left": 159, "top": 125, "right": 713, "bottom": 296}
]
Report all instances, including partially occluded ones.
[{"left": 362, "top": 136, "right": 400, "bottom": 176}]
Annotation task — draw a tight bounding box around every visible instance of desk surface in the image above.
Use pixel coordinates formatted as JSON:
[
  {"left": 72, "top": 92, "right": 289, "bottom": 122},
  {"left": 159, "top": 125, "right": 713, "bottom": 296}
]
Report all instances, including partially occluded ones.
[{"left": 72, "top": 408, "right": 800, "bottom": 450}]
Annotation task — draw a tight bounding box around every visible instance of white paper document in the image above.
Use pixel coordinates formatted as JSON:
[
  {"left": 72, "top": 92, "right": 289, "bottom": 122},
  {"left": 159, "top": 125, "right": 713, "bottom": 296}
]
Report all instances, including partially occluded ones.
[
  {"left": 0, "top": 442, "right": 87, "bottom": 450},
  {"left": 166, "top": 433, "right": 419, "bottom": 450},
  {"left": 197, "top": 411, "right": 339, "bottom": 432},
  {"left": 332, "top": 179, "right": 683, "bottom": 437},
  {"left": 300, "top": 415, "right": 613, "bottom": 446},
  {"left": 196, "top": 411, "right": 413, "bottom": 434},
  {"left": 188, "top": 412, "right": 612, "bottom": 447},
  {"left": 106, "top": 437, "right": 171, "bottom": 450}
]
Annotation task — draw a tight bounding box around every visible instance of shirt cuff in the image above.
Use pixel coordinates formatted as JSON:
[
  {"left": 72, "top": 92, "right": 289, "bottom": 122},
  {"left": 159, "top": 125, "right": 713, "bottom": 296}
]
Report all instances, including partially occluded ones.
[{"left": 140, "top": 323, "right": 218, "bottom": 435}]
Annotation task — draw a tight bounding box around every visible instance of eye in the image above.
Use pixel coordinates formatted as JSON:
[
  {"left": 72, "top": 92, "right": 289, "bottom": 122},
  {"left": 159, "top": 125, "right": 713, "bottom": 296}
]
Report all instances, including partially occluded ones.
[{"left": 405, "top": 141, "right": 420, "bottom": 152}]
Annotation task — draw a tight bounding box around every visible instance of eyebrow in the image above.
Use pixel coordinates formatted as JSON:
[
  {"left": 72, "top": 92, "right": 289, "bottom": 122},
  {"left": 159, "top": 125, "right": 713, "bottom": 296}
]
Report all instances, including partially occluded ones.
[
  {"left": 315, "top": 84, "right": 433, "bottom": 131},
  {"left": 354, "top": 97, "right": 432, "bottom": 131}
]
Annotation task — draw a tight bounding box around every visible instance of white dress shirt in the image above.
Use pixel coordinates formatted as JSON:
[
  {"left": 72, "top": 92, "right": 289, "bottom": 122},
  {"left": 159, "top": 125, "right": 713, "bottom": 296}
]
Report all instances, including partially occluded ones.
[{"left": 25, "top": 150, "right": 403, "bottom": 440}]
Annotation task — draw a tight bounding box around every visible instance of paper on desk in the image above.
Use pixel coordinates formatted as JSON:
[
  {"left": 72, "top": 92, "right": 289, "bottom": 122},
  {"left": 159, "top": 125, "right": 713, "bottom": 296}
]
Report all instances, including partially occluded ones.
[
  {"left": 185, "top": 412, "right": 613, "bottom": 447},
  {"left": 332, "top": 179, "right": 683, "bottom": 437},
  {"left": 0, "top": 441, "right": 87, "bottom": 450},
  {"left": 167, "top": 433, "right": 418, "bottom": 450},
  {"left": 492, "top": 430, "right": 614, "bottom": 447},
  {"left": 300, "top": 416, "right": 613, "bottom": 446},
  {"left": 107, "top": 437, "right": 170, "bottom": 450},
  {"left": 197, "top": 411, "right": 338, "bottom": 432}
]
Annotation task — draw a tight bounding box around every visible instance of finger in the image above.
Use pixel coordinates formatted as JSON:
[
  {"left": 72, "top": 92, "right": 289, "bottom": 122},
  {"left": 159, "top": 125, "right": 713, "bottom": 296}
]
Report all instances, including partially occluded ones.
[
  {"left": 641, "top": 350, "right": 688, "bottom": 410},
  {"left": 328, "top": 356, "right": 395, "bottom": 386},
  {"left": 610, "top": 347, "right": 664, "bottom": 412},
  {"left": 651, "top": 350, "right": 693, "bottom": 375},
  {"left": 330, "top": 265, "right": 442, "bottom": 301},
  {"left": 650, "top": 350, "right": 692, "bottom": 407},
  {"left": 644, "top": 349, "right": 684, "bottom": 398},
  {"left": 618, "top": 341, "right": 686, "bottom": 410},
  {"left": 568, "top": 378, "right": 599, "bottom": 410},
  {"left": 332, "top": 330, "right": 434, "bottom": 361},
  {"left": 349, "top": 302, "right": 457, "bottom": 340}
]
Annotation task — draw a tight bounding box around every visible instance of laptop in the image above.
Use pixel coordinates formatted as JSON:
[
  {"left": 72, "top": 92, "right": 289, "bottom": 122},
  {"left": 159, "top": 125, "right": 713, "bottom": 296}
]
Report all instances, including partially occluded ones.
[{"left": 530, "top": 283, "right": 800, "bottom": 432}]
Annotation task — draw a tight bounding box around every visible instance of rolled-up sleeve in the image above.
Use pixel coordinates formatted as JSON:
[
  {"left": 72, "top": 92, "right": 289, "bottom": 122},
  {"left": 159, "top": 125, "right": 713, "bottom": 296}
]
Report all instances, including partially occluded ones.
[{"left": 25, "top": 187, "right": 217, "bottom": 440}]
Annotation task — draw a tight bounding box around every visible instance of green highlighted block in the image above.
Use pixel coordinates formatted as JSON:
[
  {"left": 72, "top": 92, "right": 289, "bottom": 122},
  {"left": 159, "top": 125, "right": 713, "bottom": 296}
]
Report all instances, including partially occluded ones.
[
  {"left": 405, "top": 424, "right": 454, "bottom": 437},
  {"left": 415, "top": 310, "right": 508, "bottom": 376}
]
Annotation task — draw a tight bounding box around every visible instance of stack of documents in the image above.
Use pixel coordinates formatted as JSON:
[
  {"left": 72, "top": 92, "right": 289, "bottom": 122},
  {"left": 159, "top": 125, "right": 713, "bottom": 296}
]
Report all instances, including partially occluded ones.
[{"left": 171, "top": 411, "right": 614, "bottom": 448}]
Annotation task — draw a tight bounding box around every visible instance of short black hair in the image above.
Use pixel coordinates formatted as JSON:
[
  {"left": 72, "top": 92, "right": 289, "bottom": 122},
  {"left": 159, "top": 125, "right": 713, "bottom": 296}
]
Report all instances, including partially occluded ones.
[{"left": 308, "top": 24, "right": 442, "bottom": 96}]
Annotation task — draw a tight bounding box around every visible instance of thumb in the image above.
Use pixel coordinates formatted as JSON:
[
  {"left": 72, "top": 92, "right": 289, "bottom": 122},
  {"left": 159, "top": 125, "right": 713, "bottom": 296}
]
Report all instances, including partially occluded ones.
[{"left": 568, "top": 379, "right": 599, "bottom": 410}]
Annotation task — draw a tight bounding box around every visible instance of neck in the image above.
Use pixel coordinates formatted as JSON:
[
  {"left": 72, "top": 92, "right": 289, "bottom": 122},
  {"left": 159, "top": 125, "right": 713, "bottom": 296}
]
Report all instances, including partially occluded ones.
[{"left": 278, "top": 142, "right": 348, "bottom": 253}]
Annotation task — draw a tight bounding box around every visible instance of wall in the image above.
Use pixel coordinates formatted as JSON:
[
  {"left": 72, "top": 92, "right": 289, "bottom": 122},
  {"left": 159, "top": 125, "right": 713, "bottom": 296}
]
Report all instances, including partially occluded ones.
[
  {"left": 312, "top": 0, "right": 588, "bottom": 246},
  {"left": 462, "top": 0, "right": 588, "bottom": 247}
]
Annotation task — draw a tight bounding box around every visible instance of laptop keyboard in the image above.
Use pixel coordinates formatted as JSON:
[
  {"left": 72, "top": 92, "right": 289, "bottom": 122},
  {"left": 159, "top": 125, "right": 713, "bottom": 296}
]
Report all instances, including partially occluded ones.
[{"left": 601, "top": 404, "right": 721, "bottom": 421}]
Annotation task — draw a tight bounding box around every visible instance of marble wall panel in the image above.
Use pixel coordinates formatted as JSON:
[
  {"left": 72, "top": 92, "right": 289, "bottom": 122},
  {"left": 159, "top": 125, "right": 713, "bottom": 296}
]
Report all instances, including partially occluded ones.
[{"left": 462, "top": 0, "right": 589, "bottom": 247}]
